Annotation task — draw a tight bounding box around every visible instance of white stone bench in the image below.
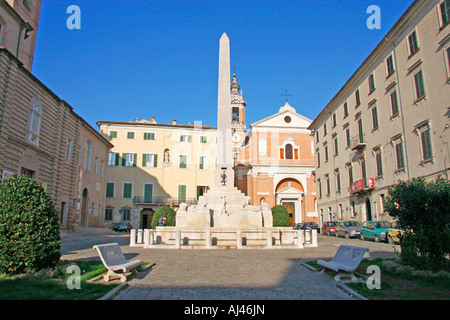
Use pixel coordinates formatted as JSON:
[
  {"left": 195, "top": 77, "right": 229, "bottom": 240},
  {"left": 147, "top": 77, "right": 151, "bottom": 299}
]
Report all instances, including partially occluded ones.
[
  {"left": 93, "top": 243, "right": 142, "bottom": 283},
  {"left": 317, "top": 245, "right": 369, "bottom": 282}
]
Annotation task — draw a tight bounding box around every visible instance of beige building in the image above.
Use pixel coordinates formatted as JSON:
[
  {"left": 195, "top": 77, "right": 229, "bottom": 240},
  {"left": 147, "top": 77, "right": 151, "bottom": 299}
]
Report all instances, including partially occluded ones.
[
  {"left": 0, "top": 0, "right": 113, "bottom": 230},
  {"left": 97, "top": 118, "right": 217, "bottom": 228},
  {"left": 309, "top": 0, "right": 450, "bottom": 225}
]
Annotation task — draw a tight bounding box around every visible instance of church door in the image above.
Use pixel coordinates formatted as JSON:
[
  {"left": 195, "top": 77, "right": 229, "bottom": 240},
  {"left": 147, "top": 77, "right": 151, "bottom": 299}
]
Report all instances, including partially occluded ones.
[{"left": 283, "top": 202, "right": 295, "bottom": 227}]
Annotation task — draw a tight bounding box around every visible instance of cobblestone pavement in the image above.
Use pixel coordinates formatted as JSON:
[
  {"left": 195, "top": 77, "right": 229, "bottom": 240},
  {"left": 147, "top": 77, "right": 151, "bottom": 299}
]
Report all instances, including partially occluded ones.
[{"left": 62, "top": 231, "right": 400, "bottom": 301}]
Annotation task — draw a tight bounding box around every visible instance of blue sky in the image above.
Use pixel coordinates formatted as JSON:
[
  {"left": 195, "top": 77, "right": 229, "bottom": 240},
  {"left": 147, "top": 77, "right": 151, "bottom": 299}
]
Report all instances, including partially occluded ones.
[{"left": 32, "top": 0, "right": 414, "bottom": 130}]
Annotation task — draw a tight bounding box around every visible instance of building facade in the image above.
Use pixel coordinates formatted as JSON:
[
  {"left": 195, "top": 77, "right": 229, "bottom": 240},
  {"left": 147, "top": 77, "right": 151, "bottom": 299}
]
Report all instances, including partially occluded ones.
[
  {"left": 0, "top": 0, "right": 113, "bottom": 230},
  {"left": 97, "top": 118, "right": 217, "bottom": 229},
  {"left": 236, "top": 102, "right": 317, "bottom": 226},
  {"left": 309, "top": 0, "right": 450, "bottom": 226}
]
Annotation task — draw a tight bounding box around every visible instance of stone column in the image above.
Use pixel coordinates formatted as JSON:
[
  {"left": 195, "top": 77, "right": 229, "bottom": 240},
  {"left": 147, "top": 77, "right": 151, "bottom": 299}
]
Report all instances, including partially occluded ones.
[
  {"left": 267, "top": 229, "right": 273, "bottom": 248},
  {"left": 130, "top": 229, "right": 136, "bottom": 246},
  {"left": 297, "top": 230, "right": 304, "bottom": 248},
  {"left": 175, "top": 229, "right": 181, "bottom": 249}
]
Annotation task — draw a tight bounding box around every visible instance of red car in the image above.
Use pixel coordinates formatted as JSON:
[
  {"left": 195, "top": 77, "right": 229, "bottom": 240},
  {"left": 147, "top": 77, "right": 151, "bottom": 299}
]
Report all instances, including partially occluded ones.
[{"left": 321, "top": 221, "right": 337, "bottom": 236}]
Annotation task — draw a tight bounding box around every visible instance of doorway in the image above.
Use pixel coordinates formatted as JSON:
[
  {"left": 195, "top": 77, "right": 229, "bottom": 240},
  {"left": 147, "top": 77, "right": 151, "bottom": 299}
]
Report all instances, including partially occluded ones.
[
  {"left": 366, "top": 198, "right": 372, "bottom": 221},
  {"left": 282, "top": 202, "right": 295, "bottom": 227},
  {"left": 81, "top": 188, "right": 88, "bottom": 227}
]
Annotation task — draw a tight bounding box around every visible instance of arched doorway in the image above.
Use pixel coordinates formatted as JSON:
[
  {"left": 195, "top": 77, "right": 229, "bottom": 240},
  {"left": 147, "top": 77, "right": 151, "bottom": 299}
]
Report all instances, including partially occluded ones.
[
  {"left": 275, "top": 178, "right": 304, "bottom": 227},
  {"left": 80, "top": 188, "right": 88, "bottom": 227}
]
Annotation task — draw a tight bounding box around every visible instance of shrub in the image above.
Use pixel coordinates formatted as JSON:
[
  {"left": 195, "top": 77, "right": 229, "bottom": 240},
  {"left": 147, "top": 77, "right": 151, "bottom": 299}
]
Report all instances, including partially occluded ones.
[
  {"left": 0, "top": 175, "right": 61, "bottom": 275},
  {"left": 271, "top": 205, "right": 291, "bottom": 227},
  {"left": 151, "top": 206, "right": 176, "bottom": 229},
  {"left": 385, "top": 177, "right": 450, "bottom": 272}
]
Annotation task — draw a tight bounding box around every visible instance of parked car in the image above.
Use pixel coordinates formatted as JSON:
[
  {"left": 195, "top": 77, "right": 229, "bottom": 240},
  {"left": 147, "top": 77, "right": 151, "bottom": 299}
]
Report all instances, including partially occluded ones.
[
  {"left": 112, "top": 222, "right": 132, "bottom": 232},
  {"left": 386, "top": 219, "right": 405, "bottom": 244},
  {"left": 360, "top": 220, "right": 390, "bottom": 242},
  {"left": 321, "top": 221, "right": 337, "bottom": 236},
  {"left": 335, "top": 221, "right": 361, "bottom": 238},
  {"left": 294, "top": 222, "right": 320, "bottom": 233}
]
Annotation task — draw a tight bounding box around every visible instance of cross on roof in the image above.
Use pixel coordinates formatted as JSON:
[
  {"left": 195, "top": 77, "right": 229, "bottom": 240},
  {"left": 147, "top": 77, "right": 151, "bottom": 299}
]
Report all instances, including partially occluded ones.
[
  {"left": 232, "top": 65, "right": 239, "bottom": 74},
  {"left": 281, "top": 90, "right": 292, "bottom": 103}
]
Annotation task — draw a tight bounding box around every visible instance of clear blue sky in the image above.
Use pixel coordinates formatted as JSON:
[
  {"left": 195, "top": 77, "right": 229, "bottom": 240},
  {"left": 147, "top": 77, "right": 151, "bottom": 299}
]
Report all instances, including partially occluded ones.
[{"left": 33, "top": 0, "right": 414, "bottom": 130}]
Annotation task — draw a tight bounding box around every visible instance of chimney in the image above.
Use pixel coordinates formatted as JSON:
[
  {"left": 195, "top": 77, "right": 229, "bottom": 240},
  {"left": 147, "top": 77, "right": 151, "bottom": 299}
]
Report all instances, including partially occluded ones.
[{"left": 172, "top": 119, "right": 177, "bottom": 125}]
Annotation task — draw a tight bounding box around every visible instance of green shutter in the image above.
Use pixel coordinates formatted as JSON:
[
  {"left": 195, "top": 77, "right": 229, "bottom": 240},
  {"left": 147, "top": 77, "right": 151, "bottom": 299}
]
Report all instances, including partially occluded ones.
[
  {"left": 178, "top": 185, "right": 186, "bottom": 201},
  {"left": 144, "top": 184, "right": 153, "bottom": 202},
  {"left": 115, "top": 153, "right": 120, "bottom": 166},
  {"left": 121, "top": 154, "right": 126, "bottom": 167},
  {"left": 133, "top": 153, "right": 137, "bottom": 167},
  {"left": 154, "top": 154, "right": 158, "bottom": 168},
  {"left": 142, "top": 154, "right": 147, "bottom": 167}
]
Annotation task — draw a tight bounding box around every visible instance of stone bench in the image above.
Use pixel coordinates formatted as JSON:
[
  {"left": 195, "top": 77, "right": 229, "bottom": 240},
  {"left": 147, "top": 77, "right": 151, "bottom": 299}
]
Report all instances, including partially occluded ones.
[
  {"left": 93, "top": 243, "right": 142, "bottom": 282},
  {"left": 317, "top": 245, "right": 369, "bottom": 282}
]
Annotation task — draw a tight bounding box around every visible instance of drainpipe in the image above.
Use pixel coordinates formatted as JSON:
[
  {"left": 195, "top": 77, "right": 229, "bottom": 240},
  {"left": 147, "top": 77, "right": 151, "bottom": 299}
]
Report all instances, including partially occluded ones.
[{"left": 391, "top": 38, "right": 412, "bottom": 181}]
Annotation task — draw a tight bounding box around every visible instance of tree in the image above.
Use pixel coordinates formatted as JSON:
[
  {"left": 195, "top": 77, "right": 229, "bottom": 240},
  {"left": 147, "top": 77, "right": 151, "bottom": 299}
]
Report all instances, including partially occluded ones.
[
  {"left": 151, "top": 206, "right": 176, "bottom": 229},
  {"left": 0, "top": 175, "right": 61, "bottom": 275},
  {"left": 385, "top": 177, "right": 450, "bottom": 272},
  {"left": 271, "top": 205, "right": 291, "bottom": 227}
]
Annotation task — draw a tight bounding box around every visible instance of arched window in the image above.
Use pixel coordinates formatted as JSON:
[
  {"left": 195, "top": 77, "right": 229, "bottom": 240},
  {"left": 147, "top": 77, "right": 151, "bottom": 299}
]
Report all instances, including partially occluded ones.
[
  {"left": 27, "top": 98, "right": 42, "bottom": 145},
  {"left": 285, "top": 144, "right": 293, "bottom": 160}
]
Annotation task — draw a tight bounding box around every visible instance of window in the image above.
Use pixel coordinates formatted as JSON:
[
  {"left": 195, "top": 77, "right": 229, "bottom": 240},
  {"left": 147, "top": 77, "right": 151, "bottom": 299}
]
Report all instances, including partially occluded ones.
[
  {"left": 332, "top": 113, "right": 337, "bottom": 128},
  {"left": 142, "top": 153, "right": 157, "bottom": 168},
  {"left": 386, "top": 55, "right": 395, "bottom": 76},
  {"left": 143, "top": 132, "right": 155, "bottom": 140},
  {"left": 371, "top": 106, "right": 379, "bottom": 130},
  {"left": 106, "top": 182, "right": 115, "bottom": 198},
  {"left": 109, "top": 131, "right": 118, "bottom": 139},
  {"left": 408, "top": 31, "right": 419, "bottom": 56},
  {"left": 94, "top": 157, "right": 98, "bottom": 174},
  {"left": 27, "top": 98, "right": 42, "bottom": 145},
  {"left": 317, "top": 179, "right": 322, "bottom": 199},
  {"left": 345, "top": 128, "right": 351, "bottom": 148},
  {"left": 325, "top": 174, "right": 330, "bottom": 196},
  {"left": 368, "top": 74, "right": 376, "bottom": 93},
  {"left": 316, "top": 150, "right": 321, "bottom": 168},
  {"left": 361, "top": 157, "right": 367, "bottom": 185},
  {"left": 199, "top": 155, "right": 207, "bottom": 170},
  {"left": 179, "top": 155, "right": 187, "bottom": 168},
  {"left": 285, "top": 144, "right": 293, "bottom": 160},
  {"left": 108, "top": 152, "right": 119, "bottom": 166},
  {"left": 178, "top": 184, "right": 187, "bottom": 202},
  {"left": 126, "top": 132, "right": 135, "bottom": 140},
  {"left": 357, "top": 118, "right": 364, "bottom": 143},
  {"left": 200, "top": 136, "right": 208, "bottom": 144},
  {"left": 122, "top": 153, "right": 137, "bottom": 167},
  {"left": 180, "top": 135, "right": 192, "bottom": 143},
  {"left": 333, "top": 135, "right": 339, "bottom": 156},
  {"left": 355, "top": 89, "right": 361, "bottom": 107},
  {"left": 413, "top": 70, "right": 426, "bottom": 100},
  {"left": 123, "top": 183, "right": 133, "bottom": 199},
  {"left": 100, "top": 161, "right": 104, "bottom": 177},
  {"left": 105, "top": 208, "right": 113, "bottom": 221},
  {"left": 347, "top": 163, "right": 354, "bottom": 185},
  {"left": 85, "top": 141, "right": 92, "bottom": 171},
  {"left": 392, "top": 136, "right": 405, "bottom": 170},
  {"left": 374, "top": 147, "right": 383, "bottom": 177},
  {"left": 324, "top": 143, "right": 329, "bottom": 162},
  {"left": 121, "top": 209, "right": 131, "bottom": 221},
  {"left": 390, "top": 90, "right": 399, "bottom": 116},
  {"left": 143, "top": 184, "right": 153, "bottom": 203},
  {"left": 343, "top": 102, "right": 349, "bottom": 118},
  {"left": 66, "top": 140, "right": 73, "bottom": 160},
  {"left": 323, "top": 123, "right": 327, "bottom": 136},
  {"left": 417, "top": 123, "right": 433, "bottom": 161},
  {"left": 335, "top": 169, "right": 341, "bottom": 193},
  {"left": 232, "top": 107, "right": 239, "bottom": 122},
  {"left": 441, "top": 0, "right": 450, "bottom": 25}
]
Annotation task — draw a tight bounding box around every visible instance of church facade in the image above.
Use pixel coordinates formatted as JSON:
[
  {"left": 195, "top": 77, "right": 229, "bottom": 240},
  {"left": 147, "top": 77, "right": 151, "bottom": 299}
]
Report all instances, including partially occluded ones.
[{"left": 236, "top": 101, "right": 317, "bottom": 226}]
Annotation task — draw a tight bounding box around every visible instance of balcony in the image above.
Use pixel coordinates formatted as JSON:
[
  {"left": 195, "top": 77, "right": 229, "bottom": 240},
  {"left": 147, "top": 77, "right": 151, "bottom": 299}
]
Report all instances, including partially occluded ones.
[
  {"left": 350, "top": 178, "right": 375, "bottom": 194},
  {"left": 350, "top": 135, "right": 366, "bottom": 151},
  {"left": 133, "top": 196, "right": 198, "bottom": 206}
]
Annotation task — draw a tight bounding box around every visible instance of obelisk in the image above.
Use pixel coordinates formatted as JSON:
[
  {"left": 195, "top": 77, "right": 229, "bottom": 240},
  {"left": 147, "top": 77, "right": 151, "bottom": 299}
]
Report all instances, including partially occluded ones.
[{"left": 215, "top": 33, "right": 234, "bottom": 187}]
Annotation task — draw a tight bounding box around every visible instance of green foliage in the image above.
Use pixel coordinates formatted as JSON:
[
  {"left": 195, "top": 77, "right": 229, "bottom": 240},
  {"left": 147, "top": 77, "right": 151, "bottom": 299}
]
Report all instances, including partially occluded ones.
[
  {"left": 151, "top": 206, "right": 176, "bottom": 229},
  {"left": 0, "top": 175, "right": 61, "bottom": 275},
  {"left": 385, "top": 177, "right": 450, "bottom": 272},
  {"left": 271, "top": 205, "right": 291, "bottom": 227}
]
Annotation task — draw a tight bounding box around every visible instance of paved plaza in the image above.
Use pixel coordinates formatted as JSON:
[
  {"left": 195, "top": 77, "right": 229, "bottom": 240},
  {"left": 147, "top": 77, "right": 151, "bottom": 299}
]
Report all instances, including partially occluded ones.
[{"left": 61, "top": 229, "right": 399, "bottom": 301}]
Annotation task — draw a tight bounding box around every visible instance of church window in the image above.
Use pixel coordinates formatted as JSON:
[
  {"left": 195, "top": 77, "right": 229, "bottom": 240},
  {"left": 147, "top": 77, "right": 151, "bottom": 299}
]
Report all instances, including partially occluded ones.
[
  {"left": 285, "top": 144, "right": 293, "bottom": 160},
  {"left": 284, "top": 116, "right": 291, "bottom": 123},
  {"left": 85, "top": 141, "right": 93, "bottom": 171},
  {"left": 27, "top": 98, "right": 42, "bottom": 145}
]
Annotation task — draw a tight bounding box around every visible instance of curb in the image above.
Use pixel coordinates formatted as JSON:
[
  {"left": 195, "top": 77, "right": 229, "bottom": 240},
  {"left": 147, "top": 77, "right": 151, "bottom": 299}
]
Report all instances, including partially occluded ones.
[
  {"left": 336, "top": 282, "right": 369, "bottom": 300},
  {"left": 98, "top": 282, "right": 129, "bottom": 300}
]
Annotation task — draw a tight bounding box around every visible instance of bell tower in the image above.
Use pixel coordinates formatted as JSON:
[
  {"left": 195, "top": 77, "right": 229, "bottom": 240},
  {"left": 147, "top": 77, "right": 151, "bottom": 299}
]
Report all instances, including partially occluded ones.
[{"left": 230, "top": 72, "right": 247, "bottom": 162}]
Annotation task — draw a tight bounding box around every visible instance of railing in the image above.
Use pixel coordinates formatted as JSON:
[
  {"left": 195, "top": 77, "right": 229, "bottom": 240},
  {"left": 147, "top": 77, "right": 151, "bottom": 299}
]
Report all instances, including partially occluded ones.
[
  {"left": 129, "top": 227, "right": 318, "bottom": 249},
  {"left": 133, "top": 196, "right": 197, "bottom": 206}
]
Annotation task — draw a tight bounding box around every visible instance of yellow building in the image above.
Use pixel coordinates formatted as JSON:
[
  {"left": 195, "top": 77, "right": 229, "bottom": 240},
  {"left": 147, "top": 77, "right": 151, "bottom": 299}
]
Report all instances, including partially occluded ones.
[{"left": 97, "top": 118, "right": 217, "bottom": 228}]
